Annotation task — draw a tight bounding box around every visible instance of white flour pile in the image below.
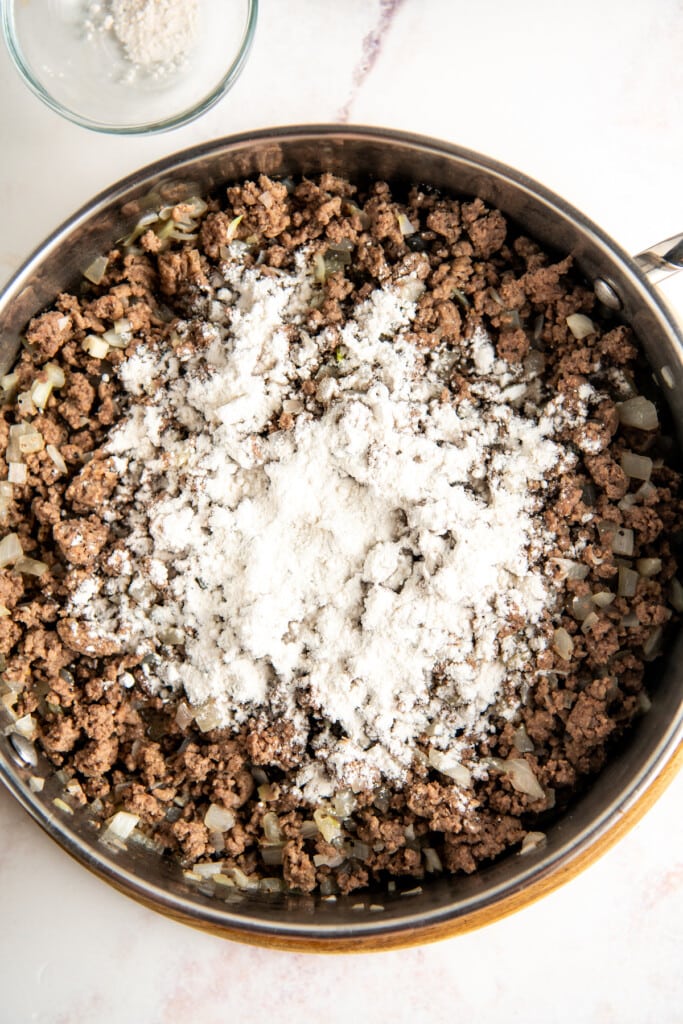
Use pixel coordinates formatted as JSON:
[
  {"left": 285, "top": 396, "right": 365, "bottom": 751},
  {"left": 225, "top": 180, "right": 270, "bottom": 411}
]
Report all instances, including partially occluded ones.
[
  {"left": 85, "top": 0, "right": 199, "bottom": 78},
  {"left": 72, "top": 251, "right": 579, "bottom": 799}
]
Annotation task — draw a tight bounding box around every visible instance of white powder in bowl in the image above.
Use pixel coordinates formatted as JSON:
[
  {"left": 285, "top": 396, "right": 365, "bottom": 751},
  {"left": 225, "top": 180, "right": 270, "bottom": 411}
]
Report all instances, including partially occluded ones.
[{"left": 85, "top": 0, "right": 199, "bottom": 77}]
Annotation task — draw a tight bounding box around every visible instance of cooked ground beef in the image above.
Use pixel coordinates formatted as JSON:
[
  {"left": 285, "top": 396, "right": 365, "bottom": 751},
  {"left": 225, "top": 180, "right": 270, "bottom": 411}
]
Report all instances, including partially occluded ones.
[{"left": 0, "top": 173, "right": 680, "bottom": 897}]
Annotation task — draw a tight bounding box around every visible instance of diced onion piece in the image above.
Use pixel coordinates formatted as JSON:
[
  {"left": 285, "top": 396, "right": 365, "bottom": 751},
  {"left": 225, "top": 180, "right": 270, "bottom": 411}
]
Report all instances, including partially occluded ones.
[
  {"left": 428, "top": 747, "right": 472, "bottom": 786},
  {"left": 83, "top": 255, "right": 109, "bottom": 285},
  {"left": 159, "top": 626, "right": 184, "bottom": 645},
  {"left": 121, "top": 211, "right": 159, "bottom": 247},
  {"left": 193, "top": 861, "right": 224, "bottom": 879},
  {"left": 513, "top": 724, "right": 534, "bottom": 753},
  {"left": 184, "top": 197, "right": 208, "bottom": 220},
  {"left": 566, "top": 313, "right": 595, "bottom": 339},
  {"left": 501, "top": 309, "right": 522, "bottom": 331},
  {"left": 249, "top": 767, "right": 268, "bottom": 787},
  {"left": 175, "top": 701, "right": 194, "bottom": 729},
  {"left": 102, "top": 810, "right": 140, "bottom": 842},
  {"left": 107, "top": 320, "right": 133, "bottom": 347},
  {"left": 520, "top": 831, "right": 546, "bottom": 855},
  {"left": 203, "top": 804, "right": 235, "bottom": 832},
  {"left": 616, "top": 396, "right": 659, "bottom": 430},
  {"left": 552, "top": 627, "right": 574, "bottom": 661},
  {"left": 313, "top": 252, "right": 327, "bottom": 284},
  {"left": 210, "top": 831, "right": 226, "bottom": 854},
  {"left": 332, "top": 789, "right": 357, "bottom": 818},
  {"left": 258, "top": 190, "right": 273, "bottom": 209},
  {"left": 397, "top": 213, "right": 416, "bottom": 236},
  {"left": 523, "top": 350, "right": 546, "bottom": 378},
  {"left": 82, "top": 334, "right": 110, "bottom": 359},
  {"left": 8, "top": 463, "right": 27, "bottom": 485},
  {"left": 10, "top": 420, "right": 38, "bottom": 440},
  {"left": 282, "top": 398, "right": 304, "bottom": 415},
  {"left": 30, "top": 379, "right": 52, "bottom": 410},
  {"left": 66, "top": 779, "right": 85, "bottom": 801},
  {"left": 618, "top": 566, "right": 639, "bottom": 598},
  {"left": 46, "top": 444, "right": 68, "bottom": 475},
  {"left": 194, "top": 702, "right": 220, "bottom": 732},
  {"left": 258, "top": 782, "right": 280, "bottom": 802},
  {"left": 226, "top": 214, "right": 243, "bottom": 241},
  {"left": 452, "top": 287, "right": 470, "bottom": 310},
  {"left": 261, "top": 844, "right": 284, "bottom": 866},
  {"left": 491, "top": 757, "right": 545, "bottom": 800},
  {"left": 16, "top": 391, "right": 36, "bottom": 417},
  {"left": 1, "top": 691, "right": 18, "bottom": 717},
  {"left": 643, "top": 627, "right": 663, "bottom": 660},
  {"left": 581, "top": 611, "right": 600, "bottom": 634},
  {"left": 1, "top": 372, "right": 18, "bottom": 391},
  {"left": 262, "top": 811, "right": 283, "bottom": 844},
  {"left": 323, "top": 245, "right": 352, "bottom": 275},
  {"left": 45, "top": 362, "right": 66, "bottom": 388},
  {"left": 621, "top": 611, "right": 640, "bottom": 628},
  {"left": 670, "top": 578, "right": 683, "bottom": 612},
  {"left": 531, "top": 314, "right": 544, "bottom": 340},
  {"left": 611, "top": 527, "right": 634, "bottom": 557},
  {"left": 29, "top": 775, "right": 45, "bottom": 792},
  {"left": 15, "top": 556, "right": 49, "bottom": 577},
  {"left": 597, "top": 519, "right": 617, "bottom": 541},
  {"left": 330, "top": 237, "right": 354, "bottom": 253},
  {"left": 300, "top": 819, "right": 318, "bottom": 839},
  {"left": 7, "top": 423, "right": 30, "bottom": 461},
  {"left": 102, "top": 329, "right": 130, "bottom": 349},
  {"left": 14, "top": 713, "right": 37, "bottom": 739},
  {"left": 638, "top": 690, "right": 652, "bottom": 714},
  {"left": 552, "top": 558, "right": 590, "bottom": 580},
  {"left": 0, "top": 532, "right": 23, "bottom": 567},
  {"left": 592, "top": 590, "right": 615, "bottom": 608},
  {"left": 313, "top": 851, "right": 345, "bottom": 868},
  {"left": 313, "top": 807, "right": 342, "bottom": 842},
  {"left": 635, "top": 481, "right": 656, "bottom": 501},
  {"left": 227, "top": 866, "right": 258, "bottom": 891},
  {"left": 348, "top": 840, "right": 371, "bottom": 861},
  {"left": 0, "top": 604, "right": 10, "bottom": 617},
  {"left": 422, "top": 847, "right": 443, "bottom": 872},
  {"left": 17, "top": 427, "right": 44, "bottom": 455},
  {"left": 636, "top": 558, "right": 662, "bottom": 577},
  {"left": 570, "top": 594, "right": 594, "bottom": 621},
  {"left": 53, "top": 797, "right": 74, "bottom": 815},
  {"left": 660, "top": 365, "right": 675, "bottom": 389},
  {"left": 620, "top": 451, "right": 653, "bottom": 481},
  {"left": 211, "top": 872, "right": 234, "bottom": 887}
]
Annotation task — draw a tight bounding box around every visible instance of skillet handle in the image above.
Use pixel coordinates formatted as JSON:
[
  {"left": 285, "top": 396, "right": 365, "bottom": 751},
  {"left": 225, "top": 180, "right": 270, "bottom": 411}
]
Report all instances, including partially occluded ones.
[{"left": 634, "top": 231, "right": 683, "bottom": 285}]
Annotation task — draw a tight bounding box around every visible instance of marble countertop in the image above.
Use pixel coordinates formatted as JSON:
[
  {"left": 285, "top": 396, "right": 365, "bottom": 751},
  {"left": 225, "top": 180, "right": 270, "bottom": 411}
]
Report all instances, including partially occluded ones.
[{"left": 1, "top": 1, "right": 682, "bottom": 1020}]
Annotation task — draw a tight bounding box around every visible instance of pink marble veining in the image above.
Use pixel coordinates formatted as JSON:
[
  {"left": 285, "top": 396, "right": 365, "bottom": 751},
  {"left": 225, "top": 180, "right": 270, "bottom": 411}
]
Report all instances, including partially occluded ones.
[{"left": 337, "top": 0, "right": 406, "bottom": 123}]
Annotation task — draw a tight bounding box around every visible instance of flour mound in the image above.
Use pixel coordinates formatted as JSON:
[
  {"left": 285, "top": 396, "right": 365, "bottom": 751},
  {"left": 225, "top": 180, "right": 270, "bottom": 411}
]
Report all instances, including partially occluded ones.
[{"left": 77, "top": 253, "right": 577, "bottom": 800}]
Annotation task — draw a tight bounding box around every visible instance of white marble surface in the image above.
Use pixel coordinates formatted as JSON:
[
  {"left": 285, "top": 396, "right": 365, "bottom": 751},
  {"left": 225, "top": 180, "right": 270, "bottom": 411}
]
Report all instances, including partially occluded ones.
[{"left": 0, "top": 1, "right": 682, "bottom": 1019}]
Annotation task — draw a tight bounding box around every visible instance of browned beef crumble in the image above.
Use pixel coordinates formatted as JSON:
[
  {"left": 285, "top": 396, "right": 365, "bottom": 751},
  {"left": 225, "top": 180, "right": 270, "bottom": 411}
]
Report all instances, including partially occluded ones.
[{"left": 1, "top": 173, "right": 680, "bottom": 896}]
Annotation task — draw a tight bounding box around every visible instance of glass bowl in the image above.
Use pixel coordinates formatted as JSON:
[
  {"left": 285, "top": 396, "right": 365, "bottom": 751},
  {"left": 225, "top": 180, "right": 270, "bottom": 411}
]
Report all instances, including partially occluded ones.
[{"left": 1, "top": 0, "right": 258, "bottom": 134}]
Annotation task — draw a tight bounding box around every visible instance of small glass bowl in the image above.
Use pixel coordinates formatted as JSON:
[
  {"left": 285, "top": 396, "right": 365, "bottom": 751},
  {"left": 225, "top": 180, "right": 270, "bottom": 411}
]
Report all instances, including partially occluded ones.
[{"left": 1, "top": 0, "right": 258, "bottom": 134}]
